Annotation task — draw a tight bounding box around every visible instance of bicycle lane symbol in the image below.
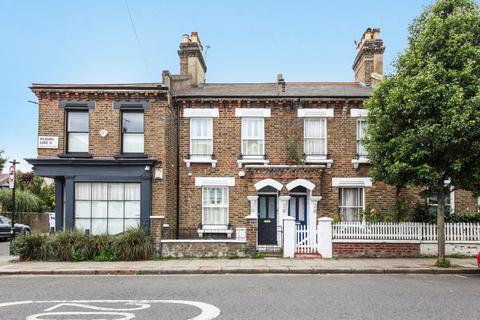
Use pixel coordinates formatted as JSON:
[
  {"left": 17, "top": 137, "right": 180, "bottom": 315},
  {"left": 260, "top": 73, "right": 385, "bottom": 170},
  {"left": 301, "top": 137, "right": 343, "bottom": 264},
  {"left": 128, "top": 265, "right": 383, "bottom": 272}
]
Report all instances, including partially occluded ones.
[{"left": 0, "top": 299, "right": 221, "bottom": 320}]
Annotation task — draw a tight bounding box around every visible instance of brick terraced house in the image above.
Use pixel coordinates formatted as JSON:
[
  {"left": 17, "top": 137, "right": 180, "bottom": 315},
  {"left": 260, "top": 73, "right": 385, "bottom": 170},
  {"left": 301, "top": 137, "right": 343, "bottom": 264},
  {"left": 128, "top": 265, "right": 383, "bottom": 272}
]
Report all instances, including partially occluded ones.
[{"left": 27, "top": 29, "right": 478, "bottom": 252}]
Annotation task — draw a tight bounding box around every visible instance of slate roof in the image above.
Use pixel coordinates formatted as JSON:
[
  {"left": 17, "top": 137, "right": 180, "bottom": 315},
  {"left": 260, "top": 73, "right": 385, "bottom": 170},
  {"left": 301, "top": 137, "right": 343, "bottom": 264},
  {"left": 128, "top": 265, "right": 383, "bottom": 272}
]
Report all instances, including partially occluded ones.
[
  {"left": 30, "top": 83, "right": 165, "bottom": 90},
  {"left": 30, "top": 81, "right": 372, "bottom": 98},
  {"left": 174, "top": 82, "right": 372, "bottom": 98}
]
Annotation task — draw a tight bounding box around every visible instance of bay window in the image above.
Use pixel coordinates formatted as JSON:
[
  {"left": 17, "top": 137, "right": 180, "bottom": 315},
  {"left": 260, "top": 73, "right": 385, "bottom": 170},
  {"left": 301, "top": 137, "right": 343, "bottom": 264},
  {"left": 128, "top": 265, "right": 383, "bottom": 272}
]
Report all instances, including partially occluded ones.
[
  {"left": 241, "top": 118, "right": 264, "bottom": 158},
  {"left": 339, "top": 187, "right": 364, "bottom": 221},
  {"left": 190, "top": 118, "right": 213, "bottom": 159},
  {"left": 122, "top": 111, "right": 144, "bottom": 154},
  {"left": 304, "top": 118, "right": 326, "bottom": 159},
  {"left": 75, "top": 182, "right": 141, "bottom": 235},
  {"left": 202, "top": 187, "right": 229, "bottom": 226},
  {"left": 67, "top": 110, "right": 89, "bottom": 153}
]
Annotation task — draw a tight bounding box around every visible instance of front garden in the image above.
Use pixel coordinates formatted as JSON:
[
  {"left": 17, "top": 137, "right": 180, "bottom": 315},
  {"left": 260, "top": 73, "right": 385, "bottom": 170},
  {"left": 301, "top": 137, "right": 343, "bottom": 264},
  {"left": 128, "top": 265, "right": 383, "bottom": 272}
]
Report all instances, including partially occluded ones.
[{"left": 10, "top": 227, "right": 152, "bottom": 262}]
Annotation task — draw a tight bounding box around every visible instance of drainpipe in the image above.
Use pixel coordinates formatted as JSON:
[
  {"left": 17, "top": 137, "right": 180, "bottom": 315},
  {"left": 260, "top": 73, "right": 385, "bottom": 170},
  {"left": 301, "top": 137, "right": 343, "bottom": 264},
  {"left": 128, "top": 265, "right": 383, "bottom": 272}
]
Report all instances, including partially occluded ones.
[{"left": 175, "top": 100, "right": 180, "bottom": 239}]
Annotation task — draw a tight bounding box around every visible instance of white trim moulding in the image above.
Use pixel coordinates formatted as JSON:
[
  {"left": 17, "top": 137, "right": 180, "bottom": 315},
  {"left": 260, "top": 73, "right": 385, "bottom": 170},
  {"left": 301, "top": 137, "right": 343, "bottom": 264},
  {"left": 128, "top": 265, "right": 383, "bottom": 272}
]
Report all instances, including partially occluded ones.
[
  {"left": 235, "top": 108, "right": 271, "bottom": 117},
  {"left": 332, "top": 177, "right": 373, "bottom": 187},
  {"left": 183, "top": 108, "right": 219, "bottom": 117},
  {"left": 195, "top": 177, "right": 235, "bottom": 187},
  {"left": 350, "top": 108, "right": 368, "bottom": 117},
  {"left": 297, "top": 108, "right": 334, "bottom": 118}
]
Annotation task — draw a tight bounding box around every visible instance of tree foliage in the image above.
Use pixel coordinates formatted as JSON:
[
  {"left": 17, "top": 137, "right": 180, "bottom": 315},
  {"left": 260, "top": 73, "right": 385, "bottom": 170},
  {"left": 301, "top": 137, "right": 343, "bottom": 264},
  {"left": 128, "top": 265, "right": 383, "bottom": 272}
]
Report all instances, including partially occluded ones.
[
  {"left": 0, "top": 150, "right": 5, "bottom": 172},
  {"left": 0, "top": 171, "right": 55, "bottom": 213},
  {"left": 366, "top": 0, "right": 480, "bottom": 190},
  {"left": 365, "top": 0, "right": 480, "bottom": 262}
]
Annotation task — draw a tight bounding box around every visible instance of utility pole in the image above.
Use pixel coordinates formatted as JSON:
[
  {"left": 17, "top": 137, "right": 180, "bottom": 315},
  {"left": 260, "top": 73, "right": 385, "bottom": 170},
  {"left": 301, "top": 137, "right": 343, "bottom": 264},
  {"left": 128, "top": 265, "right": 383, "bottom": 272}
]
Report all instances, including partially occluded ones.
[{"left": 8, "top": 159, "right": 19, "bottom": 239}]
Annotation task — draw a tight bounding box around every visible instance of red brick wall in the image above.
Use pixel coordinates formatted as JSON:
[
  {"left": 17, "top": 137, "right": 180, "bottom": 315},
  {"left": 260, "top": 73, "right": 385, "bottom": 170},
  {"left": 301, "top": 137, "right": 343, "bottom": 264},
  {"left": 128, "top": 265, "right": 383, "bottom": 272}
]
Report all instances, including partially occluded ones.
[
  {"left": 176, "top": 99, "right": 479, "bottom": 238},
  {"left": 333, "top": 242, "right": 420, "bottom": 257},
  {"left": 34, "top": 91, "right": 177, "bottom": 236}
]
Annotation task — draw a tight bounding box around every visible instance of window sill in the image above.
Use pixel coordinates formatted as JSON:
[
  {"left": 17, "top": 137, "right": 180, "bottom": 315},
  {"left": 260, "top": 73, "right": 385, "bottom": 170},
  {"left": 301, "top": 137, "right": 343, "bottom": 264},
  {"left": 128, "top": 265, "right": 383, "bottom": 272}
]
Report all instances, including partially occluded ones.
[
  {"left": 237, "top": 158, "right": 269, "bottom": 168},
  {"left": 184, "top": 159, "right": 217, "bottom": 168},
  {"left": 197, "top": 225, "right": 233, "bottom": 238},
  {"left": 303, "top": 158, "right": 333, "bottom": 168},
  {"left": 114, "top": 153, "right": 148, "bottom": 159},
  {"left": 58, "top": 153, "right": 92, "bottom": 158},
  {"left": 352, "top": 158, "right": 370, "bottom": 168}
]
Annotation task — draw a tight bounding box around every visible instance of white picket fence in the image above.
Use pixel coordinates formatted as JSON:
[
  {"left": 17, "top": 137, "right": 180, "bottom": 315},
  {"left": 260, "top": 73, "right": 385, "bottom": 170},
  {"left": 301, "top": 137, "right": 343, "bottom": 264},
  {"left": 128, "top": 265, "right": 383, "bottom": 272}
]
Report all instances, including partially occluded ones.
[
  {"left": 332, "top": 222, "right": 480, "bottom": 242},
  {"left": 295, "top": 224, "right": 318, "bottom": 254}
]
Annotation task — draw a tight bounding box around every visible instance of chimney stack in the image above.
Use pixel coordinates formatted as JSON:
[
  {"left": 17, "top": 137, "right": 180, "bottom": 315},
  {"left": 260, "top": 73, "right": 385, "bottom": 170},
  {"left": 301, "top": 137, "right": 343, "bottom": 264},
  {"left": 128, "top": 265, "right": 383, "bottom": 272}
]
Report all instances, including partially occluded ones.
[
  {"left": 276, "top": 74, "right": 286, "bottom": 95},
  {"left": 352, "top": 28, "right": 385, "bottom": 86},
  {"left": 178, "top": 32, "right": 207, "bottom": 86}
]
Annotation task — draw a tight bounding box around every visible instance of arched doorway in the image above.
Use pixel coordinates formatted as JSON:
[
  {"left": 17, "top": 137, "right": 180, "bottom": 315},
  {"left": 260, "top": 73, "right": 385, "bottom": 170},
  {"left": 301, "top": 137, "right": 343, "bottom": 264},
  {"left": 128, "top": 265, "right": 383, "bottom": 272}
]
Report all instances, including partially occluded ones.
[
  {"left": 257, "top": 186, "right": 278, "bottom": 245},
  {"left": 288, "top": 186, "right": 307, "bottom": 226},
  {"left": 254, "top": 179, "right": 283, "bottom": 246}
]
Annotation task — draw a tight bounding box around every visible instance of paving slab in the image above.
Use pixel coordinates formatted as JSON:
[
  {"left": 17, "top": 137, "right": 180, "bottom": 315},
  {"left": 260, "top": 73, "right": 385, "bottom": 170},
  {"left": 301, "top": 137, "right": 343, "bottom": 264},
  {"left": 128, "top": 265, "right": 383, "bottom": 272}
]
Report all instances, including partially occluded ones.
[{"left": 0, "top": 257, "right": 478, "bottom": 275}]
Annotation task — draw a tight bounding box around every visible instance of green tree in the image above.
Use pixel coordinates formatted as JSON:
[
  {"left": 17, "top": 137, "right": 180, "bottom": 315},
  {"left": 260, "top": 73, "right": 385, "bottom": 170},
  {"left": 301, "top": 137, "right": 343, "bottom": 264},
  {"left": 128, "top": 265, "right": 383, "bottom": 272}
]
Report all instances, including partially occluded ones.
[
  {"left": 365, "top": 0, "right": 480, "bottom": 264},
  {"left": 0, "top": 150, "right": 5, "bottom": 172},
  {"left": 0, "top": 189, "right": 45, "bottom": 213}
]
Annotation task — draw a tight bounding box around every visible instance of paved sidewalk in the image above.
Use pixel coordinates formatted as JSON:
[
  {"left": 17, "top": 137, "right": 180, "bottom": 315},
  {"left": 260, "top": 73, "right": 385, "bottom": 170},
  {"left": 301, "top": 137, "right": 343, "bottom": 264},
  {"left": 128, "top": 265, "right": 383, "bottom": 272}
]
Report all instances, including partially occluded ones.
[{"left": 0, "top": 257, "right": 478, "bottom": 275}]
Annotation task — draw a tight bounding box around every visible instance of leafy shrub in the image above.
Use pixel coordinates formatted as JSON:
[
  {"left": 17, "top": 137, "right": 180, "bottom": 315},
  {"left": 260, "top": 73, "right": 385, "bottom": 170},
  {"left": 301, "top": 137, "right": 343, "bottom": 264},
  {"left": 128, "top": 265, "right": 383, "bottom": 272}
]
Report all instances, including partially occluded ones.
[
  {"left": 113, "top": 228, "right": 152, "bottom": 261},
  {"left": 10, "top": 227, "right": 151, "bottom": 261},
  {"left": 10, "top": 233, "right": 46, "bottom": 260},
  {"left": 446, "top": 212, "right": 480, "bottom": 223},
  {"left": 412, "top": 202, "right": 480, "bottom": 223},
  {"left": 94, "top": 248, "right": 118, "bottom": 262},
  {"left": 412, "top": 202, "right": 436, "bottom": 223},
  {"left": 363, "top": 203, "right": 395, "bottom": 223}
]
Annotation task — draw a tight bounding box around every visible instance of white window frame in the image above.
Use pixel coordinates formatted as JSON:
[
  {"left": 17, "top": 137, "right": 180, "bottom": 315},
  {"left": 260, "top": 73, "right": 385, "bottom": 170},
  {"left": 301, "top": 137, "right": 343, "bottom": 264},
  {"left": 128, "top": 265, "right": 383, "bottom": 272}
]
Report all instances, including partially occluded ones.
[
  {"left": 241, "top": 117, "right": 265, "bottom": 159},
  {"left": 189, "top": 117, "right": 213, "bottom": 160},
  {"left": 303, "top": 117, "right": 327, "bottom": 160},
  {"left": 201, "top": 186, "right": 229, "bottom": 226},
  {"left": 427, "top": 188, "right": 455, "bottom": 214},
  {"left": 339, "top": 187, "right": 365, "bottom": 222},
  {"left": 356, "top": 118, "right": 368, "bottom": 159},
  {"left": 74, "top": 182, "right": 141, "bottom": 235}
]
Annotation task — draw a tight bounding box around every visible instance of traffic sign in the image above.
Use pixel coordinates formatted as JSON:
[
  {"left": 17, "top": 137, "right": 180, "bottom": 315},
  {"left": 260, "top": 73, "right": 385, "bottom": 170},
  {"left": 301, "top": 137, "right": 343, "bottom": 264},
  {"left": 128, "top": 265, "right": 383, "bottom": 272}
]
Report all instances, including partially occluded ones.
[{"left": 8, "top": 165, "right": 15, "bottom": 189}]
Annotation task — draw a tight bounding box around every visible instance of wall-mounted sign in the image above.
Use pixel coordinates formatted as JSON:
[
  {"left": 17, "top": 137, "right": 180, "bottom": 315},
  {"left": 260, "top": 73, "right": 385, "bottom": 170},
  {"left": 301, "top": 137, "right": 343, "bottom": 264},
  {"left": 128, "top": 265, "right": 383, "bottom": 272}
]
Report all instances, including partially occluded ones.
[{"left": 38, "top": 136, "right": 59, "bottom": 149}]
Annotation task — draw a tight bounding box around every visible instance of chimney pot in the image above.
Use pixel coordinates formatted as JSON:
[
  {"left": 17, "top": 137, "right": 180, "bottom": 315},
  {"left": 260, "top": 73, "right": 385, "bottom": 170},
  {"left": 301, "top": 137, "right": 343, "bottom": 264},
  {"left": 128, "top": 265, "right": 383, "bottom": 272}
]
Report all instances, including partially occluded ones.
[
  {"left": 182, "top": 34, "right": 191, "bottom": 43},
  {"left": 191, "top": 32, "right": 199, "bottom": 43},
  {"left": 276, "top": 74, "right": 286, "bottom": 95}
]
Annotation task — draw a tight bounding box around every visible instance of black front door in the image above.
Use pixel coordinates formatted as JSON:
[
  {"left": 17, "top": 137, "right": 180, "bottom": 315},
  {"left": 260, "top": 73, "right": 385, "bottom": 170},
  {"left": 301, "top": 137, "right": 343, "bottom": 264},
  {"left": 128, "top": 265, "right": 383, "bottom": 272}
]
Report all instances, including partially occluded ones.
[{"left": 258, "top": 195, "right": 277, "bottom": 245}]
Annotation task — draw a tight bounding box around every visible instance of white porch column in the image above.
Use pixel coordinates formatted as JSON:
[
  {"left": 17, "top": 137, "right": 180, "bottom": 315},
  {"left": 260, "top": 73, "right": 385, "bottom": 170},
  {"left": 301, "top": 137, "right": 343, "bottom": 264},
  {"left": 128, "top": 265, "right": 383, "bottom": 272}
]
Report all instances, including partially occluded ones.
[
  {"left": 246, "top": 195, "right": 259, "bottom": 219},
  {"left": 278, "top": 195, "right": 291, "bottom": 245},
  {"left": 317, "top": 217, "right": 333, "bottom": 258},
  {"left": 283, "top": 216, "right": 296, "bottom": 258},
  {"left": 308, "top": 195, "right": 322, "bottom": 231},
  {"left": 278, "top": 196, "right": 291, "bottom": 220}
]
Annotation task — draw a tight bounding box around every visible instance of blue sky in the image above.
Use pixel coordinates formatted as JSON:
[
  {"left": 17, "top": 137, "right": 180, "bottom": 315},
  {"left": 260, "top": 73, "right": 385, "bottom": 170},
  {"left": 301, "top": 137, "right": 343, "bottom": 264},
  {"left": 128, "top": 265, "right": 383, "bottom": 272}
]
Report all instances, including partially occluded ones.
[{"left": 0, "top": 0, "right": 439, "bottom": 172}]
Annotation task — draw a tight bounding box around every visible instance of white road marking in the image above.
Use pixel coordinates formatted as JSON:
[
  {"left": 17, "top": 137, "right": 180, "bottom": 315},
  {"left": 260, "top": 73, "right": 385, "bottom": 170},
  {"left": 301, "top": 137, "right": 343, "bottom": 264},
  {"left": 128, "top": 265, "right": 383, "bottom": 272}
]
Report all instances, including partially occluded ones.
[
  {"left": 27, "top": 311, "right": 135, "bottom": 320},
  {"left": 44, "top": 302, "right": 151, "bottom": 311},
  {"left": 0, "top": 299, "right": 221, "bottom": 320}
]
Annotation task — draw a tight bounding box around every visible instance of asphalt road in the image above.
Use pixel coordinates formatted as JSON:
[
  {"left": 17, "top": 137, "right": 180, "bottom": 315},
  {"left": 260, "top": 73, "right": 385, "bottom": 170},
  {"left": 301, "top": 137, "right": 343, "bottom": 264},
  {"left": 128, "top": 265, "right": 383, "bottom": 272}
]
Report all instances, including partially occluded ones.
[{"left": 0, "top": 274, "right": 479, "bottom": 320}]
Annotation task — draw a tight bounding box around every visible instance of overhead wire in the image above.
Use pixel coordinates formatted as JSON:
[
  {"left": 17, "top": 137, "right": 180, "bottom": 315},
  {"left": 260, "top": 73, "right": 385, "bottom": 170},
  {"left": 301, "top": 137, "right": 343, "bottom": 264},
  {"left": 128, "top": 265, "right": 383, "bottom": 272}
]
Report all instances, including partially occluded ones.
[{"left": 124, "top": 0, "right": 155, "bottom": 82}]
